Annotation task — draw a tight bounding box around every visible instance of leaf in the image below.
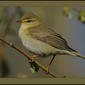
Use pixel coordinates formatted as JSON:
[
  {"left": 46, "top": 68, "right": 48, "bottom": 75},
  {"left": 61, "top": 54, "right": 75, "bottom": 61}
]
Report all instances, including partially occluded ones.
[
  {"left": 30, "top": 67, "right": 35, "bottom": 74},
  {"left": 64, "top": 7, "right": 72, "bottom": 11},
  {"left": 29, "top": 61, "right": 39, "bottom": 73},
  {"left": 63, "top": 7, "right": 72, "bottom": 19},
  {"left": 78, "top": 11, "right": 85, "bottom": 23}
]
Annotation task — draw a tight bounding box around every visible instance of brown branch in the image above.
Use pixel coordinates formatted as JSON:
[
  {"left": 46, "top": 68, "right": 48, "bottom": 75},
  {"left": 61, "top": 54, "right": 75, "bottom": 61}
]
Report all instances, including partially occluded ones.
[{"left": 0, "top": 36, "right": 57, "bottom": 78}]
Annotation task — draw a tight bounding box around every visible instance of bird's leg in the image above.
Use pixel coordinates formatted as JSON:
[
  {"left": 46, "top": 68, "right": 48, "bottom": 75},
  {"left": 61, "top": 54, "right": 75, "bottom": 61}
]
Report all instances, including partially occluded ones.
[{"left": 46, "top": 54, "right": 56, "bottom": 73}]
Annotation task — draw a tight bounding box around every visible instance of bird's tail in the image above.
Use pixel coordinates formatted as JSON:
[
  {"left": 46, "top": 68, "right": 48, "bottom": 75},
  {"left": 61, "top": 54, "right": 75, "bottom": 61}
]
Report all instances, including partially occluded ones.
[{"left": 71, "top": 51, "right": 85, "bottom": 59}]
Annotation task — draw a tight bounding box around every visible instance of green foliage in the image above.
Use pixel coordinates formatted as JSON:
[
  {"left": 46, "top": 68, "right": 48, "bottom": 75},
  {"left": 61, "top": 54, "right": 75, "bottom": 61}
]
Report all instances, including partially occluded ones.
[
  {"left": 78, "top": 11, "right": 85, "bottom": 23},
  {"left": 29, "top": 61, "right": 39, "bottom": 73},
  {"left": 63, "top": 7, "right": 72, "bottom": 19},
  {"left": 63, "top": 7, "right": 85, "bottom": 24}
]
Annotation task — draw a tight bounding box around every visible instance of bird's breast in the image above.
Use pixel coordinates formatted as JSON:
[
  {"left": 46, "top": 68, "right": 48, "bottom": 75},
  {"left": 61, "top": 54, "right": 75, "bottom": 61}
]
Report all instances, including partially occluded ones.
[{"left": 19, "top": 29, "right": 57, "bottom": 55}]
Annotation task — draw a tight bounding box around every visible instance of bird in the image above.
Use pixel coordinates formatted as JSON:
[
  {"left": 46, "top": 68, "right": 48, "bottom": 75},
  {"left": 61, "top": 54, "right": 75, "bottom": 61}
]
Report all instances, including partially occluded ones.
[{"left": 17, "top": 13, "right": 85, "bottom": 72}]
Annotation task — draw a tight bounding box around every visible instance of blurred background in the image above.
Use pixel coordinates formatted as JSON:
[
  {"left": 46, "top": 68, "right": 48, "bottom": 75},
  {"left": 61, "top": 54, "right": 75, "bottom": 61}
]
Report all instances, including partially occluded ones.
[{"left": 0, "top": 7, "right": 85, "bottom": 78}]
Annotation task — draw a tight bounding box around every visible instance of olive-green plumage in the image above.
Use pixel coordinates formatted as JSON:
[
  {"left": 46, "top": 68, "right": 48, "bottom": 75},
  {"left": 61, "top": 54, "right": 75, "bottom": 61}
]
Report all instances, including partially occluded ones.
[
  {"left": 28, "top": 23, "right": 75, "bottom": 52},
  {"left": 18, "top": 13, "right": 85, "bottom": 63}
]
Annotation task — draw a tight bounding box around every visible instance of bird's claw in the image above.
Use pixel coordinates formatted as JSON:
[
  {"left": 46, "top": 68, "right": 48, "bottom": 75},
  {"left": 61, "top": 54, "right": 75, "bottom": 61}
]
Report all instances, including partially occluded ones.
[
  {"left": 29, "top": 56, "right": 34, "bottom": 62},
  {"left": 45, "top": 66, "right": 50, "bottom": 73}
]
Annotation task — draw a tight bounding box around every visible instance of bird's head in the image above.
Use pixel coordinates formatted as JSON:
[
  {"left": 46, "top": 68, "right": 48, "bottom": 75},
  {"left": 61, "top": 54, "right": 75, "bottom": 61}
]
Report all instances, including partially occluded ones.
[{"left": 17, "top": 13, "right": 41, "bottom": 28}]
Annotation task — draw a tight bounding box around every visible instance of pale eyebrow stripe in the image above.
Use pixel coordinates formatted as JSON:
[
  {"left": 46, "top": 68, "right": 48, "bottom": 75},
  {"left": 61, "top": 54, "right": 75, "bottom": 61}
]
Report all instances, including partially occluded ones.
[{"left": 24, "top": 18, "right": 36, "bottom": 21}]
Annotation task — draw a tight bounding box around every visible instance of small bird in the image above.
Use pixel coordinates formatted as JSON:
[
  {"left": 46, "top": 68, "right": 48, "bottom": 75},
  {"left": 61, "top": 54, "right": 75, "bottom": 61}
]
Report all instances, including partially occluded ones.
[{"left": 17, "top": 13, "right": 85, "bottom": 72}]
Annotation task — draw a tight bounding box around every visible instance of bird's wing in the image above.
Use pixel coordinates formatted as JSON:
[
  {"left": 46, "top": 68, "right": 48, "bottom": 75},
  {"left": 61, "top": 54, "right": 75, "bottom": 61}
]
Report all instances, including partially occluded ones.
[{"left": 29, "top": 24, "right": 75, "bottom": 51}]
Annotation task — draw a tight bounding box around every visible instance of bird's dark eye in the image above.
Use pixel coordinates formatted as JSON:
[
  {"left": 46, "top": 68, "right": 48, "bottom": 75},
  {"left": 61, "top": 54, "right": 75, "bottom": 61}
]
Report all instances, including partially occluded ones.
[
  {"left": 27, "top": 20, "right": 32, "bottom": 22},
  {"left": 24, "top": 19, "right": 33, "bottom": 23}
]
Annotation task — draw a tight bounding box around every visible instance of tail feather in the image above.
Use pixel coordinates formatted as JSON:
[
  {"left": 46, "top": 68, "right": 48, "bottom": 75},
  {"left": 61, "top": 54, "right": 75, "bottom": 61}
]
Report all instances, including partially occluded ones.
[{"left": 72, "top": 51, "right": 85, "bottom": 59}]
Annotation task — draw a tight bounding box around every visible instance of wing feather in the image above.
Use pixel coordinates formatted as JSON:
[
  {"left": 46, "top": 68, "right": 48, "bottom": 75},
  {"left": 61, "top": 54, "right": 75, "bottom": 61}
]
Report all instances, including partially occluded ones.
[{"left": 28, "top": 24, "right": 76, "bottom": 51}]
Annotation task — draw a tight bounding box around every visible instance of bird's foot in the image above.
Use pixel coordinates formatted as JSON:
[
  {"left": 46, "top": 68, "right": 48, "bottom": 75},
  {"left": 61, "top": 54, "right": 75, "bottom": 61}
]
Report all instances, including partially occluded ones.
[
  {"left": 45, "top": 65, "right": 50, "bottom": 73},
  {"left": 29, "top": 56, "right": 34, "bottom": 62}
]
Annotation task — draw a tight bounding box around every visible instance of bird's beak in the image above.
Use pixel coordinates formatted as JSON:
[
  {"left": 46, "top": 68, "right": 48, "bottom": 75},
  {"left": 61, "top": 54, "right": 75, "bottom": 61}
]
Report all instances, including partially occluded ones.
[{"left": 16, "top": 20, "right": 22, "bottom": 23}]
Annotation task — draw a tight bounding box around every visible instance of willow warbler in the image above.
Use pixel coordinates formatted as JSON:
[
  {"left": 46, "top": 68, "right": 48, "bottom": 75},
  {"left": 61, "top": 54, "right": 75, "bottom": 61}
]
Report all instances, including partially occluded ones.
[{"left": 17, "top": 13, "right": 85, "bottom": 72}]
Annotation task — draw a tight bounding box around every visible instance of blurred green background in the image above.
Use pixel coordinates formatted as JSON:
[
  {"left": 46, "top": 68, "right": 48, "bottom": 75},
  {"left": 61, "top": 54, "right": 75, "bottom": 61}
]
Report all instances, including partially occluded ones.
[{"left": 0, "top": 7, "right": 85, "bottom": 78}]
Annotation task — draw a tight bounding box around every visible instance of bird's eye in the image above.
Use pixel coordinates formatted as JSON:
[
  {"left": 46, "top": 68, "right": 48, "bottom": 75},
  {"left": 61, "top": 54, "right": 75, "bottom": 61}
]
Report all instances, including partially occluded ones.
[
  {"left": 27, "top": 20, "right": 32, "bottom": 22},
  {"left": 24, "top": 19, "right": 32, "bottom": 23}
]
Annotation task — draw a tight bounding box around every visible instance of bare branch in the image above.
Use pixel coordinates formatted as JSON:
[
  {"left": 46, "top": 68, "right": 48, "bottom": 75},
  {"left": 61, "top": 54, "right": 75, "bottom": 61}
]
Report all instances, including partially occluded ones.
[{"left": 0, "top": 36, "right": 57, "bottom": 78}]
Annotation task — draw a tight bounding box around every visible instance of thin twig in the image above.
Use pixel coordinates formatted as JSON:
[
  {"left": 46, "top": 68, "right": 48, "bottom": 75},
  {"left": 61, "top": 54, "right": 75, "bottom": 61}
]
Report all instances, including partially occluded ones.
[{"left": 0, "top": 37, "right": 57, "bottom": 78}]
